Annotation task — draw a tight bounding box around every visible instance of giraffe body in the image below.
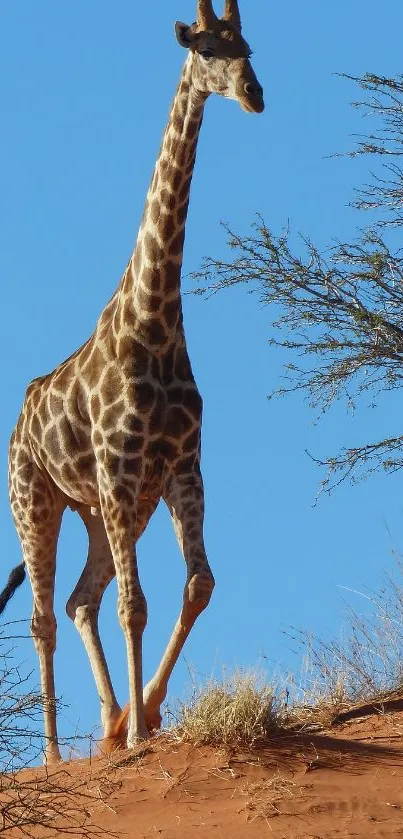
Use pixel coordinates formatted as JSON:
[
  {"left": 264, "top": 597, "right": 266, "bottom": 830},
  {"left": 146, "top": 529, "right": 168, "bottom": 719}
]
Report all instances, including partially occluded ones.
[{"left": 4, "top": 0, "right": 264, "bottom": 762}]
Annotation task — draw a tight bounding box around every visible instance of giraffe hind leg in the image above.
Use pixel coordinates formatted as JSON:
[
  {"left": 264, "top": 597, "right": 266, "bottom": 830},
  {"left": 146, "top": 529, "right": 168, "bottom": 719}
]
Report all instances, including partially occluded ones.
[
  {"left": 10, "top": 465, "right": 65, "bottom": 765},
  {"left": 66, "top": 506, "right": 121, "bottom": 741}
]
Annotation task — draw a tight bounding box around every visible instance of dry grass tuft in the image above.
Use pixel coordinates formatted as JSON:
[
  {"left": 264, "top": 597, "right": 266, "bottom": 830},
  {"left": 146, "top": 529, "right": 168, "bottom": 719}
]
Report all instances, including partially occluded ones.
[
  {"left": 168, "top": 565, "right": 403, "bottom": 747},
  {"left": 171, "top": 671, "right": 280, "bottom": 747}
]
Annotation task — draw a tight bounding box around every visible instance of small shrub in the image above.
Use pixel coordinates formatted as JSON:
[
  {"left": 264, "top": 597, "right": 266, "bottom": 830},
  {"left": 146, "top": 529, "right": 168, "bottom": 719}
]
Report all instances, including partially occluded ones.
[{"left": 172, "top": 670, "right": 280, "bottom": 747}]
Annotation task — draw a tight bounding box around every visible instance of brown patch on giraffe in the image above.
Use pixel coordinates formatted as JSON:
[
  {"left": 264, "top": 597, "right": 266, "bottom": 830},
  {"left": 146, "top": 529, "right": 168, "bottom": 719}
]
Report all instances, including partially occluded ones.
[
  {"left": 91, "top": 395, "right": 101, "bottom": 423},
  {"left": 100, "top": 368, "right": 123, "bottom": 407},
  {"left": 37, "top": 397, "right": 49, "bottom": 426},
  {"left": 102, "top": 402, "right": 125, "bottom": 430},
  {"left": 119, "top": 508, "right": 130, "bottom": 529},
  {"left": 158, "top": 439, "right": 178, "bottom": 459},
  {"left": 31, "top": 388, "right": 42, "bottom": 409},
  {"left": 165, "top": 406, "right": 193, "bottom": 437},
  {"left": 123, "top": 457, "right": 142, "bottom": 476},
  {"left": 118, "top": 338, "right": 150, "bottom": 377},
  {"left": 58, "top": 416, "right": 88, "bottom": 455},
  {"left": 134, "top": 381, "right": 156, "bottom": 412},
  {"left": 125, "top": 413, "right": 144, "bottom": 435},
  {"left": 144, "top": 266, "right": 162, "bottom": 293},
  {"left": 163, "top": 300, "right": 179, "bottom": 330},
  {"left": 137, "top": 286, "right": 162, "bottom": 314},
  {"left": 32, "top": 490, "right": 46, "bottom": 507},
  {"left": 183, "top": 502, "right": 199, "bottom": 518},
  {"left": 150, "top": 355, "right": 161, "bottom": 380},
  {"left": 77, "top": 339, "right": 93, "bottom": 366},
  {"left": 76, "top": 454, "right": 94, "bottom": 474},
  {"left": 44, "top": 426, "right": 63, "bottom": 463},
  {"left": 172, "top": 170, "right": 182, "bottom": 192},
  {"left": 174, "top": 145, "right": 189, "bottom": 167},
  {"left": 176, "top": 203, "right": 188, "bottom": 227},
  {"left": 83, "top": 346, "right": 105, "bottom": 389},
  {"left": 123, "top": 436, "right": 144, "bottom": 455},
  {"left": 160, "top": 188, "right": 176, "bottom": 211},
  {"left": 172, "top": 114, "right": 184, "bottom": 134},
  {"left": 148, "top": 391, "right": 167, "bottom": 435},
  {"left": 182, "top": 428, "right": 200, "bottom": 453},
  {"left": 150, "top": 200, "right": 160, "bottom": 224},
  {"left": 159, "top": 158, "right": 169, "bottom": 178},
  {"left": 128, "top": 250, "right": 141, "bottom": 284},
  {"left": 158, "top": 214, "right": 175, "bottom": 242},
  {"left": 106, "top": 431, "right": 126, "bottom": 452},
  {"left": 182, "top": 388, "right": 203, "bottom": 418},
  {"left": 62, "top": 462, "right": 78, "bottom": 483},
  {"left": 105, "top": 455, "right": 121, "bottom": 477},
  {"left": 166, "top": 386, "right": 184, "bottom": 404},
  {"left": 30, "top": 506, "right": 50, "bottom": 525},
  {"left": 175, "top": 455, "right": 198, "bottom": 475},
  {"left": 144, "top": 320, "right": 168, "bottom": 347},
  {"left": 178, "top": 177, "right": 192, "bottom": 203},
  {"left": 143, "top": 232, "right": 164, "bottom": 264},
  {"left": 174, "top": 352, "right": 193, "bottom": 380},
  {"left": 187, "top": 119, "right": 199, "bottom": 141},
  {"left": 113, "top": 485, "right": 134, "bottom": 506},
  {"left": 163, "top": 262, "right": 180, "bottom": 295},
  {"left": 18, "top": 461, "right": 35, "bottom": 484},
  {"left": 169, "top": 230, "right": 185, "bottom": 256}
]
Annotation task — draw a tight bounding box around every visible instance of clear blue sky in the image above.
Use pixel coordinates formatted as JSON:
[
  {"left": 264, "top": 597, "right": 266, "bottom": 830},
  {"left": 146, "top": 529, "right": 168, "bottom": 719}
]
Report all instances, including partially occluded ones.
[{"left": 1, "top": 0, "right": 403, "bottom": 747}]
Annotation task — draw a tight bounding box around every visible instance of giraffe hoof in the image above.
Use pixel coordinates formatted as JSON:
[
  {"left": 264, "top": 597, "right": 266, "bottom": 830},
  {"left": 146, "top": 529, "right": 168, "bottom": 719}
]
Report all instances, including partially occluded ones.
[
  {"left": 127, "top": 726, "right": 150, "bottom": 748},
  {"left": 144, "top": 708, "right": 162, "bottom": 732},
  {"left": 44, "top": 748, "right": 63, "bottom": 765}
]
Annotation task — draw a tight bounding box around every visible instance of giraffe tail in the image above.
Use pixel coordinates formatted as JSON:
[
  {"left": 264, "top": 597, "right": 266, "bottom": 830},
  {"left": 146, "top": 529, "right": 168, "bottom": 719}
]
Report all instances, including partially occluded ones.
[
  {"left": 100, "top": 704, "right": 130, "bottom": 754},
  {"left": 0, "top": 563, "right": 26, "bottom": 615}
]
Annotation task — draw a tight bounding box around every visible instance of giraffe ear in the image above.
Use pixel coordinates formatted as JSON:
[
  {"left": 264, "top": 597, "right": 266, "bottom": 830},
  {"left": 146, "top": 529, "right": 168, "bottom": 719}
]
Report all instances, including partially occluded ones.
[{"left": 175, "top": 21, "right": 193, "bottom": 48}]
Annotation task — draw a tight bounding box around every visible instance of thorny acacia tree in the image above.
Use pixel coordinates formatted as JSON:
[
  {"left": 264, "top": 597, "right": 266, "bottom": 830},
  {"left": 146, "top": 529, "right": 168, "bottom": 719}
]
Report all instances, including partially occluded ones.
[{"left": 195, "top": 74, "right": 403, "bottom": 490}]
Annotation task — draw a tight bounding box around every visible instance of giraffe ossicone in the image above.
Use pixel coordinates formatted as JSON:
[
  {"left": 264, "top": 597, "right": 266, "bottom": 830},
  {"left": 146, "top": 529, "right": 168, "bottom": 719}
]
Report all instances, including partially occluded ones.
[{"left": 0, "top": 0, "right": 264, "bottom": 763}]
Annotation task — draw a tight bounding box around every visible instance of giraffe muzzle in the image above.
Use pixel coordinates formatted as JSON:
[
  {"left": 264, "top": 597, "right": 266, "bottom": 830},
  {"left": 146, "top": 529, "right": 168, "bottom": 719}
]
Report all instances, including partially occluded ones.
[{"left": 243, "top": 81, "right": 264, "bottom": 113}]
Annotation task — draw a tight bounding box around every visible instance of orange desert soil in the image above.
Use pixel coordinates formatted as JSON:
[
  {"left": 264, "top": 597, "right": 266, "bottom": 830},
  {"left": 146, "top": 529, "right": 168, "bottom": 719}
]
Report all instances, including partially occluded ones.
[{"left": 5, "top": 702, "right": 403, "bottom": 838}]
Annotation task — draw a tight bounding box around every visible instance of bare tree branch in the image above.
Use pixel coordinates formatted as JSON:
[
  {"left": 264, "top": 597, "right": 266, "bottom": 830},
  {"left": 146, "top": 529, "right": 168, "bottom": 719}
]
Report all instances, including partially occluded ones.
[
  {"left": 193, "top": 73, "right": 403, "bottom": 491},
  {"left": 0, "top": 628, "right": 119, "bottom": 838}
]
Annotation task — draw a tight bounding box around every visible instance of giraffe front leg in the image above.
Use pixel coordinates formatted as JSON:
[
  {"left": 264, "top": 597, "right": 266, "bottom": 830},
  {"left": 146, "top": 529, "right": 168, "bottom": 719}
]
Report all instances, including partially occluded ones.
[
  {"left": 143, "top": 469, "right": 215, "bottom": 729},
  {"left": 32, "top": 608, "right": 61, "bottom": 764},
  {"left": 100, "top": 483, "right": 149, "bottom": 747}
]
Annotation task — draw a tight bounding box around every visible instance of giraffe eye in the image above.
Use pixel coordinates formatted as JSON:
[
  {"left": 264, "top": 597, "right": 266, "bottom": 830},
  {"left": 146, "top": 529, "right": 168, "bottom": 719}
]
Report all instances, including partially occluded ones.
[{"left": 200, "top": 49, "right": 214, "bottom": 60}]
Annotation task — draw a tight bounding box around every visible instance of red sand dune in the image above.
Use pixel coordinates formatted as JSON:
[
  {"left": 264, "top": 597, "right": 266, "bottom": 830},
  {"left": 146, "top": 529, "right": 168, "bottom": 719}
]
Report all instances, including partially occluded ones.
[{"left": 5, "top": 701, "right": 403, "bottom": 838}]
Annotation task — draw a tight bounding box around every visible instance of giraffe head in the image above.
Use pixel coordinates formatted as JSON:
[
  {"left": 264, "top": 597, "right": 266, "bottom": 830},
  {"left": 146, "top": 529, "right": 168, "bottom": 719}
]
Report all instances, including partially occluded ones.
[{"left": 175, "top": 0, "right": 264, "bottom": 114}]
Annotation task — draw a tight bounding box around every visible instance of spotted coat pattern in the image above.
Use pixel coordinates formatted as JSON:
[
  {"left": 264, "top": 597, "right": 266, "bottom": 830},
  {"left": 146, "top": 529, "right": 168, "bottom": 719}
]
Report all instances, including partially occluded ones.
[{"left": 7, "top": 0, "right": 264, "bottom": 762}]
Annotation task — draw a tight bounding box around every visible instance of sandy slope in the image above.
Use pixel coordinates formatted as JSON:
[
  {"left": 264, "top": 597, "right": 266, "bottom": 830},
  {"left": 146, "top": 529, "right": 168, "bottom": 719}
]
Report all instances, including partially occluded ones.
[{"left": 5, "top": 704, "right": 403, "bottom": 838}]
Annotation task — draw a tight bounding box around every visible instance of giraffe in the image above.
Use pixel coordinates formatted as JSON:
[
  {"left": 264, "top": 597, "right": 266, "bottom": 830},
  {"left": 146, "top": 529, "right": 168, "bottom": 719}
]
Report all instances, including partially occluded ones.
[{"left": 0, "top": 0, "right": 264, "bottom": 763}]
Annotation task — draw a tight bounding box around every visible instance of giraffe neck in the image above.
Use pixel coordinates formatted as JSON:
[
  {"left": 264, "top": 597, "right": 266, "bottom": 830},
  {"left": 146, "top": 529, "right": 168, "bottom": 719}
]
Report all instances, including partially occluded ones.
[{"left": 118, "top": 56, "right": 207, "bottom": 351}]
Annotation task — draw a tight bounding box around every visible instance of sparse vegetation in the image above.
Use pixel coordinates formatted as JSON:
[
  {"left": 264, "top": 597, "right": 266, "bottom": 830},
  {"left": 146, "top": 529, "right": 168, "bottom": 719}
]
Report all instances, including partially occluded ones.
[
  {"left": 0, "top": 627, "right": 118, "bottom": 838},
  {"left": 167, "top": 563, "right": 403, "bottom": 746},
  {"left": 170, "top": 670, "right": 280, "bottom": 746},
  {"left": 194, "top": 73, "right": 403, "bottom": 491},
  {"left": 3, "top": 564, "right": 403, "bottom": 765},
  {"left": 288, "top": 567, "right": 403, "bottom": 712}
]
